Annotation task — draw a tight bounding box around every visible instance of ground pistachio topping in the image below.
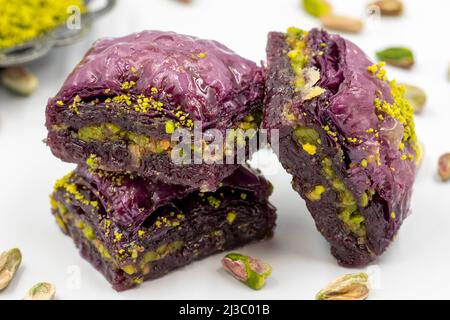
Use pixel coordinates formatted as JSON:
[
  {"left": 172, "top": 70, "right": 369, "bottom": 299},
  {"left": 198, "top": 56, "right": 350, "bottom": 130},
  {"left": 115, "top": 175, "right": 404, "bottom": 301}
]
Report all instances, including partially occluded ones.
[
  {"left": 53, "top": 172, "right": 99, "bottom": 208},
  {"left": 154, "top": 212, "right": 185, "bottom": 229},
  {"left": 57, "top": 88, "right": 194, "bottom": 129},
  {"left": 367, "top": 63, "right": 419, "bottom": 158},
  {"left": 222, "top": 253, "right": 272, "bottom": 290},
  {"left": 374, "top": 80, "right": 419, "bottom": 157}
]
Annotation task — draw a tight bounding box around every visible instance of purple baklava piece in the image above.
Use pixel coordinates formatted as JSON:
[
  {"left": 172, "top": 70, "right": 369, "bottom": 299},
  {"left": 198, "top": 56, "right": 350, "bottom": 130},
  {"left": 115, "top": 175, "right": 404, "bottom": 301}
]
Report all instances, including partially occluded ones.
[
  {"left": 46, "top": 31, "right": 265, "bottom": 191},
  {"left": 50, "top": 165, "right": 276, "bottom": 291},
  {"left": 263, "top": 28, "right": 419, "bottom": 266}
]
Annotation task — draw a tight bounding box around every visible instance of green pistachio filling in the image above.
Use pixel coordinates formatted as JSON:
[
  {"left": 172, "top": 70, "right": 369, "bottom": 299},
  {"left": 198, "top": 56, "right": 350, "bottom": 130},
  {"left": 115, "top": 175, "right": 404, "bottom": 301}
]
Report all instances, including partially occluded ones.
[
  {"left": 66, "top": 111, "right": 260, "bottom": 162},
  {"left": 51, "top": 197, "right": 112, "bottom": 261},
  {"left": 286, "top": 27, "right": 309, "bottom": 91},
  {"left": 226, "top": 211, "right": 237, "bottom": 224},
  {"left": 293, "top": 126, "right": 366, "bottom": 240},
  {"left": 51, "top": 196, "right": 186, "bottom": 279},
  {"left": 294, "top": 125, "right": 321, "bottom": 156},
  {"left": 139, "top": 241, "right": 184, "bottom": 270},
  {"left": 322, "top": 157, "right": 366, "bottom": 239},
  {"left": 225, "top": 112, "right": 262, "bottom": 150},
  {"left": 77, "top": 122, "right": 172, "bottom": 154},
  {"left": 286, "top": 27, "right": 326, "bottom": 99},
  {"left": 306, "top": 185, "right": 326, "bottom": 201}
]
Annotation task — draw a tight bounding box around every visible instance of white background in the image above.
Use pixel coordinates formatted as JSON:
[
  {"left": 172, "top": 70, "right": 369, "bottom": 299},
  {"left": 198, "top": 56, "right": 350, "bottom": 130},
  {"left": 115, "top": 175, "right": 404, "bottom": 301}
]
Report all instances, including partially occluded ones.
[{"left": 0, "top": 0, "right": 449, "bottom": 300}]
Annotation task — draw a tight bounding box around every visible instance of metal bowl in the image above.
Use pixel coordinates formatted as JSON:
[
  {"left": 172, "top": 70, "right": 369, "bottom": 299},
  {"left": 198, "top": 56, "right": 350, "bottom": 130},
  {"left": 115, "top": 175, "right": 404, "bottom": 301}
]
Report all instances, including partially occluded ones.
[{"left": 0, "top": 0, "right": 116, "bottom": 67}]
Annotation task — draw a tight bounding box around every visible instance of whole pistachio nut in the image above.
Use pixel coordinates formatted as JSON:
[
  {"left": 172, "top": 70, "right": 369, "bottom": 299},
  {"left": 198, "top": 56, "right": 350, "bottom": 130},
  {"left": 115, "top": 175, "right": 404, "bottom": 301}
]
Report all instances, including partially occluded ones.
[
  {"left": 376, "top": 47, "right": 415, "bottom": 69},
  {"left": 401, "top": 83, "right": 426, "bottom": 114},
  {"left": 24, "top": 282, "right": 56, "bottom": 300},
  {"left": 320, "top": 15, "right": 364, "bottom": 34},
  {"left": 438, "top": 153, "right": 450, "bottom": 181},
  {"left": 0, "top": 248, "right": 22, "bottom": 291},
  {"left": 302, "top": 0, "right": 332, "bottom": 18},
  {"left": 370, "top": 0, "right": 404, "bottom": 16},
  {"left": 316, "top": 273, "right": 370, "bottom": 300},
  {"left": 222, "top": 253, "right": 272, "bottom": 290},
  {"left": 0, "top": 66, "right": 38, "bottom": 96}
]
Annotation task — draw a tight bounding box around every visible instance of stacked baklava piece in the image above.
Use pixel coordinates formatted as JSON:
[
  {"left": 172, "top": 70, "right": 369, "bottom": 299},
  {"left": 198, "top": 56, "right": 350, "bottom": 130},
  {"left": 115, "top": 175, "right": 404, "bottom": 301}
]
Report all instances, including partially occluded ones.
[{"left": 46, "top": 31, "right": 276, "bottom": 291}]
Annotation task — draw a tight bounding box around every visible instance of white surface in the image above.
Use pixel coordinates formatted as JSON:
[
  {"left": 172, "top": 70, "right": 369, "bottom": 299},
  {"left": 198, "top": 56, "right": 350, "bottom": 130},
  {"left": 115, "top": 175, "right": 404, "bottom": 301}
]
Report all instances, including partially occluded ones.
[{"left": 0, "top": 0, "right": 449, "bottom": 300}]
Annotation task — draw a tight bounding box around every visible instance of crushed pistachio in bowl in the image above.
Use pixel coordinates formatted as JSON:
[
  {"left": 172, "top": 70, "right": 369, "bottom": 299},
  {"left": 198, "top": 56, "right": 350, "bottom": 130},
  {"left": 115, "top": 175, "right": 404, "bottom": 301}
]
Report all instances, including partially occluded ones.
[{"left": 0, "top": 0, "right": 87, "bottom": 50}]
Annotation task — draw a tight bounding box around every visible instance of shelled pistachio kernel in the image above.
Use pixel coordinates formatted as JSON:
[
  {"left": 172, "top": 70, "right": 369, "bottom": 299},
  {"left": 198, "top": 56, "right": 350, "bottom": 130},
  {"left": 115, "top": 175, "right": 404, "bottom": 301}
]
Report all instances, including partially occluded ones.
[
  {"left": 0, "top": 66, "right": 38, "bottom": 96},
  {"left": 24, "top": 282, "right": 56, "bottom": 300},
  {"left": 302, "top": 0, "right": 332, "bottom": 18},
  {"left": 376, "top": 47, "right": 414, "bottom": 69},
  {"left": 401, "top": 83, "right": 426, "bottom": 114},
  {"left": 438, "top": 153, "right": 450, "bottom": 181},
  {"left": 0, "top": 248, "right": 22, "bottom": 291},
  {"left": 316, "top": 272, "right": 370, "bottom": 300},
  {"left": 221, "top": 253, "right": 272, "bottom": 290},
  {"left": 370, "top": 0, "right": 404, "bottom": 16},
  {"left": 320, "top": 15, "right": 364, "bottom": 34}
]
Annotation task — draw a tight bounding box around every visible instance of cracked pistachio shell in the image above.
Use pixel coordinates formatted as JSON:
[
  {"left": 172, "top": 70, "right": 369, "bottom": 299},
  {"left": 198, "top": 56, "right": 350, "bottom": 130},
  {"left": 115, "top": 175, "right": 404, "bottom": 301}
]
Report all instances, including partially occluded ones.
[
  {"left": 316, "top": 273, "right": 370, "bottom": 300},
  {"left": 0, "top": 248, "right": 22, "bottom": 291},
  {"left": 222, "top": 253, "right": 272, "bottom": 290},
  {"left": 438, "top": 153, "right": 450, "bottom": 181},
  {"left": 24, "top": 282, "right": 56, "bottom": 300},
  {"left": 370, "top": 0, "right": 404, "bottom": 16},
  {"left": 401, "top": 83, "right": 426, "bottom": 114},
  {"left": 302, "top": 0, "right": 332, "bottom": 18},
  {"left": 1, "top": 66, "right": 38, "bottom": 96},
  {"left": 376, "top": 47, "right": 415, "bottom": 69}
]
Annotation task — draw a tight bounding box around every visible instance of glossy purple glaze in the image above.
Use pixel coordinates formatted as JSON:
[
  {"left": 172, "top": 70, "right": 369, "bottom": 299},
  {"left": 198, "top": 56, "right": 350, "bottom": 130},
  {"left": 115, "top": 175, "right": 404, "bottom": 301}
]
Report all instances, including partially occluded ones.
[
  {"left": 46, "top": 30, "right": 265, "bottom": 131},
  {"left": 263, "top": 29, "right": 417, "bottom": 266},
  {"left": 76, "top": 164, "right": 273, "bottom": 230}
]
